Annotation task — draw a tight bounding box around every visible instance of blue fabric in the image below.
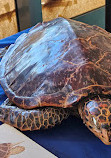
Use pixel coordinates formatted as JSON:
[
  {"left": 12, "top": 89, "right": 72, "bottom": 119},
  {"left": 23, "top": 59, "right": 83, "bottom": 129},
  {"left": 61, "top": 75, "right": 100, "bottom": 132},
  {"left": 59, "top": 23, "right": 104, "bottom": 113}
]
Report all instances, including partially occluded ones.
[
  {"left": 0, "top": 28, "right": 31, "bottom": 48},
  {"left": 0, "top": 30, "right": 111, "bottom": 158}
]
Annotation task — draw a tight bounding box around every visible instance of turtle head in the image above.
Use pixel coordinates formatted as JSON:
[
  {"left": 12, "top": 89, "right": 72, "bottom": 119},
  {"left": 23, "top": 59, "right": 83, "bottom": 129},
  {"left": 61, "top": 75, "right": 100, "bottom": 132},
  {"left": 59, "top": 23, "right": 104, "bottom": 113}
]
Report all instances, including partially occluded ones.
[{"left": 78, "top": 96, "right": 111, "bottom": 145}]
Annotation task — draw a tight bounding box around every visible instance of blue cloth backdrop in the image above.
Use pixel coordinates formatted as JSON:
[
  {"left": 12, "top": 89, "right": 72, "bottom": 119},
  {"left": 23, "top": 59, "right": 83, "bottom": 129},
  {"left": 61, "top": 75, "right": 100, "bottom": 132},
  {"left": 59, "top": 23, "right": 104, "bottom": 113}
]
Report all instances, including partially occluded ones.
[{"left": 0, "top": 29, "right": 111, "bottom": 158}]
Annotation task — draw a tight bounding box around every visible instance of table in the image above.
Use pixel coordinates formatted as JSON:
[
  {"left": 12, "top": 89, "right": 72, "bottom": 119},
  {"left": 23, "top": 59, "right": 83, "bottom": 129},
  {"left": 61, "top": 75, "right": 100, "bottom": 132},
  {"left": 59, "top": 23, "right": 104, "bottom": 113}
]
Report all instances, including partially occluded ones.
[{"left": 0, "top": 28, "right": 111, "bottom": 158}]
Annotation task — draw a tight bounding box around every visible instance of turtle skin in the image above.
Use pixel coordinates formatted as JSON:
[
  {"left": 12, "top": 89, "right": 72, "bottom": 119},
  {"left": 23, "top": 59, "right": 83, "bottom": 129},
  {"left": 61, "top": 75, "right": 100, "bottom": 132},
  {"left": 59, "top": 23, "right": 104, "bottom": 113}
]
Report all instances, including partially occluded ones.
[
  {"left": 0, "top": 99, "right": 70, "bottom": 131},
  {"left": 1, "top": 18, "right": 111, "bottom": 145}
]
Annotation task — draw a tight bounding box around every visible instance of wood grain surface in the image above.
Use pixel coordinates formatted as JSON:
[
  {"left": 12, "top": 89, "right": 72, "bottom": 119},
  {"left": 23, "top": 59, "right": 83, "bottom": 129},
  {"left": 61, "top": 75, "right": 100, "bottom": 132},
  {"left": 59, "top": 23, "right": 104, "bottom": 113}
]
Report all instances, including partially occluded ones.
[
  {"left": 42, "top": 0, "right": 105, "bottom": 21},
  {"left": 0, "top": 0, "right": 18, "bottom": 39}
]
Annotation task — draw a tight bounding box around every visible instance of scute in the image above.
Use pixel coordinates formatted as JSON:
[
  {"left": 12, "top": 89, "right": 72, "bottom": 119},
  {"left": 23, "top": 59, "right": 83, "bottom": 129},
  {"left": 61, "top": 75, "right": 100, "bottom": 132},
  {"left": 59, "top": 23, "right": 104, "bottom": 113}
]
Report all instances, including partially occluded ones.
[{"left": 0, "top": 18, "right": 111, "bottom": 109}]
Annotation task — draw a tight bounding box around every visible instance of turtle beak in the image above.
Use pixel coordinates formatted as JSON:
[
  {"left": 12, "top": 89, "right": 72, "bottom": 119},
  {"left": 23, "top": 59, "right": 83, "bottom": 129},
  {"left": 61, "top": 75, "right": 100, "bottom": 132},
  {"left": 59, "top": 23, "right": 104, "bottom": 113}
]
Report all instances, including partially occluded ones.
[{"left": 100, "top": 128, "right": 111, "bottom": 145}]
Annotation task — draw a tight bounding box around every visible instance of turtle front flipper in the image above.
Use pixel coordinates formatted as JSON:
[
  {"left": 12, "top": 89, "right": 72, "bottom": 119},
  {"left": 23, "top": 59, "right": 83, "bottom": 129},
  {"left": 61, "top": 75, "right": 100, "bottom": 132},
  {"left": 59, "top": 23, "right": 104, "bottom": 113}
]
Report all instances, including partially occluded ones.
[
  {"left": 0, "top": 46, "right": 10, "bottom": 58},
  {"left": 78, "top": 96, "right": 111, "bottom": 145},
  {"left": 0, "top": 99, "right": 70, "bottom": 131}
]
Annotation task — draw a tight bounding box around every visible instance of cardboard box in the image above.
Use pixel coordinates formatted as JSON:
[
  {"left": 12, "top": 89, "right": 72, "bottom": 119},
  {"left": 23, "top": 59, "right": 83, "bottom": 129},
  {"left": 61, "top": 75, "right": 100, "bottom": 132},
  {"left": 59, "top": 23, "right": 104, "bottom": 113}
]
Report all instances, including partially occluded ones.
[
  {"left": 42, "top": 0, "right": 105, "bottom": 21},
  {"left": 0, "top": 0, "right": 18, "bottom": 39}
]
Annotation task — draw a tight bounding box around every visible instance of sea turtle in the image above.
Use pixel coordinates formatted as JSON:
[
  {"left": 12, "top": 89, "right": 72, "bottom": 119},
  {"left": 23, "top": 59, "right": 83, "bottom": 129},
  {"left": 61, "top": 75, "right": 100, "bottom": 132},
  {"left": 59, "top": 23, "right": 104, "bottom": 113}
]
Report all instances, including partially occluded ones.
[{"left": 0, "top": 17, "right": 111, "bottom": 145}]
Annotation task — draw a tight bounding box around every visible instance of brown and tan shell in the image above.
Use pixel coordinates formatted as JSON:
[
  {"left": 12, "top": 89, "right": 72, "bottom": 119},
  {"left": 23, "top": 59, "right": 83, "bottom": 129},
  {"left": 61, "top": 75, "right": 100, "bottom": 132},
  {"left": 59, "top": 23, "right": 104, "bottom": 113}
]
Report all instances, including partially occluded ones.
[{"left": 0, "top": 17, "right": 111, "bottom": 109}]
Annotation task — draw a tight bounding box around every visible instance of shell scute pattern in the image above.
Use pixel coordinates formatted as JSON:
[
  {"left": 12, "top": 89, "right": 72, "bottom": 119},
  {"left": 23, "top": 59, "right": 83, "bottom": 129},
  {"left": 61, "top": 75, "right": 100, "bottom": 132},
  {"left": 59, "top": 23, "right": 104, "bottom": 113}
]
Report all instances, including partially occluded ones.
[{"left": 1, "top": 18, "right": 111, "bottom": 109}]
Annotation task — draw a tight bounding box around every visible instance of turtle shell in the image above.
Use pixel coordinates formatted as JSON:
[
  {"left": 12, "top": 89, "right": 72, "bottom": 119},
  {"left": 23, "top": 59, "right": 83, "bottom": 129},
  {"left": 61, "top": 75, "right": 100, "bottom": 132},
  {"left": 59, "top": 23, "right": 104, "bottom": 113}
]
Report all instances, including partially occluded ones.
[{"left": 0, "top": 17, "right": 111, "bottom": 109}]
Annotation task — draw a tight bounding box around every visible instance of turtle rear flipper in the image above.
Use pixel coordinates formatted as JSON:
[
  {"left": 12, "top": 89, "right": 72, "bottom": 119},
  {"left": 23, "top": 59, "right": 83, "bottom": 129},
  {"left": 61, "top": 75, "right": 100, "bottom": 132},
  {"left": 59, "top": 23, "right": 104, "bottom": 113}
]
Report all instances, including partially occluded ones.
[{"left": 0, "top": 99, "right": 70, "bottom": 131}]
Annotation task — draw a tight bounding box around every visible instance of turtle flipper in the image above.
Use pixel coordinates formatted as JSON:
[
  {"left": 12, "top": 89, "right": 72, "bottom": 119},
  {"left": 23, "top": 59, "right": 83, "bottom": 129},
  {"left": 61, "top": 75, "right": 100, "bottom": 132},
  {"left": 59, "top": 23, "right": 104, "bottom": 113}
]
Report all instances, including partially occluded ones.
[
  {"left": 0, "top": 46, "right": 9, "bottom": 58},
  {"left": 0, "top": 99, "right": 70, "bottom": 131}
]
